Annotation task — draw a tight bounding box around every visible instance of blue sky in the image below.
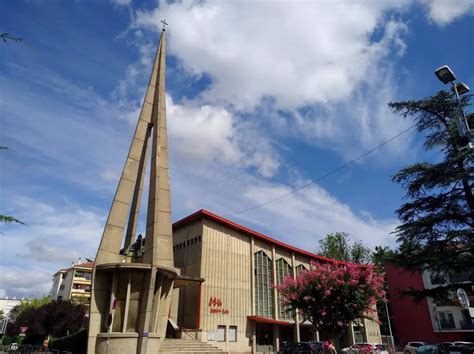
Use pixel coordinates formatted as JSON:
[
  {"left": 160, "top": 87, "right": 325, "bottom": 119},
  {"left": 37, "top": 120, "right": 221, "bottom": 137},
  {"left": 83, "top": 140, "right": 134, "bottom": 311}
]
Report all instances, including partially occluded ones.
[{"left": 1, "top": 0, "right": 473, "bottom": 297}]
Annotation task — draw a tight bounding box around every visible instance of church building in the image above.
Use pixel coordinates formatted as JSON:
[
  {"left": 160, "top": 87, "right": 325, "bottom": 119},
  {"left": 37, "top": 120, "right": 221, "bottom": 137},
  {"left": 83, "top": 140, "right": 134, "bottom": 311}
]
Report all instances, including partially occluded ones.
[{"left": 170, "top": 209, "right": 382, "bottom": 353}]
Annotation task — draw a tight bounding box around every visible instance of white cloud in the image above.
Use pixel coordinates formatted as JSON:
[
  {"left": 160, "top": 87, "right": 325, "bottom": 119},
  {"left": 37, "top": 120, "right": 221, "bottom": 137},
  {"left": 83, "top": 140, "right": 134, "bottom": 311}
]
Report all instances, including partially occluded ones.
[
  {"left": 0, "top": 267, "right": 52, "bottom": 298},
  {"left": 134, "top": 0, "right": 410, "bottom": 110},
  {"left": 167, "top": 95, "right": 281, "bottom": 177},
  {"left": 280, "top": 58, "right": 415, "bottom": 160},
  {"left": 240, "top": 182, "right": 398, "bottom": 250},
  {"left": 0, "top": 197, "right": 104, "bottom": 297},
  {"left": 131, "top": 1, "right": 418, "bottom": 160},
  {"left": 168, "top": 96, "right": 242, "bottom": 163},
  {"left": 421, "top": 0, "right": 474, "bottom": 25}
]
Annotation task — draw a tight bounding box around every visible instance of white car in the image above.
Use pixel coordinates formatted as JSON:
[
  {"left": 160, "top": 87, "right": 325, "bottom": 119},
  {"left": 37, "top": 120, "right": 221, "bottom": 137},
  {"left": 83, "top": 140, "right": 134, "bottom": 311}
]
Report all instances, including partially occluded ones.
[
  {"left": 404, "top": 341, "right": 426, "bottom": 354},
  {"left": 452, "top": 342, "right": 474, "bottom": 346}
]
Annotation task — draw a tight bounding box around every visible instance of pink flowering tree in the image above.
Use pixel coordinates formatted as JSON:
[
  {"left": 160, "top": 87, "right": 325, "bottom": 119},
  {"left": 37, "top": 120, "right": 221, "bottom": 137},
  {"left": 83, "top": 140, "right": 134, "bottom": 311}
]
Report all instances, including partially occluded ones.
[{"left": 276, "top": 261, "right": 386, "bottom": 340}]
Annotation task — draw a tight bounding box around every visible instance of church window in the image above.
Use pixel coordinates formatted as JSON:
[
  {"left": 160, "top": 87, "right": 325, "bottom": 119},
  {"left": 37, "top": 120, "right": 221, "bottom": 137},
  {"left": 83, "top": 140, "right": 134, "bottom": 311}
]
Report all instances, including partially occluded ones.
[
  {"left": 296, "top": 264, "right": 308, "bottom": 275},
  {"left": 254, "top": 251, "right": 274, "bottom": 318},
  {"left": 276, "top": 258, "right": 293, "bottom": 320}
]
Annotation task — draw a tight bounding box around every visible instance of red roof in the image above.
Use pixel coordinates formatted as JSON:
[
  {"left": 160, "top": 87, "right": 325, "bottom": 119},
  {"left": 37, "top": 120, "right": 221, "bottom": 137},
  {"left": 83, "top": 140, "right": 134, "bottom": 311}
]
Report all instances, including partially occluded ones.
[
  {"left": 75, "top": 261, "right": 94, "bottom": 268},
  {"left": 173, "top": 209, "right": 358, "bottom": 266}
]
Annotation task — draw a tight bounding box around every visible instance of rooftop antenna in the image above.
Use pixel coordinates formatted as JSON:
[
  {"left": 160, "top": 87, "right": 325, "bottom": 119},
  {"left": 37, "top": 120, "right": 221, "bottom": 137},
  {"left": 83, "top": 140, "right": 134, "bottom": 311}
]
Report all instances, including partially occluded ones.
[{"left": 161, "top": 19, "right": 168, "bottom": 32}]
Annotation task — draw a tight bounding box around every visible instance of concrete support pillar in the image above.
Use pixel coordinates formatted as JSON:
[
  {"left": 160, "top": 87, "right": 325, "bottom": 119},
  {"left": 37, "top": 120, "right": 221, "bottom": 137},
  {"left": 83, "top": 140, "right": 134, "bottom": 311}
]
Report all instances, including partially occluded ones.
[
  {"left": 347, "top": 323, "right": 356, "bottom": 345},
  {"left": 122, "top": 271, "right": 132, "bottom": 332},
  {"left": 250, "top": 238, "right": 255, "bottom": 315},
  {"left": 137, "top": 268, "right": 157, "bottom": 354},
  {"left": 272, "top": 246, "right": 278, "bottom": 319},
  {"left": 273, "top": 325, "right": 280, "bottom": 352}
]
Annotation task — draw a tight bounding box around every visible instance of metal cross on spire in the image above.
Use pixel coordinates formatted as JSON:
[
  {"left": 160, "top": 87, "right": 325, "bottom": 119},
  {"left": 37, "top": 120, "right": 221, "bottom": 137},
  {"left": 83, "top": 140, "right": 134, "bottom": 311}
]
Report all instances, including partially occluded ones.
[{"left": 161, "top": 19, "right": 168, "bottom": 31}]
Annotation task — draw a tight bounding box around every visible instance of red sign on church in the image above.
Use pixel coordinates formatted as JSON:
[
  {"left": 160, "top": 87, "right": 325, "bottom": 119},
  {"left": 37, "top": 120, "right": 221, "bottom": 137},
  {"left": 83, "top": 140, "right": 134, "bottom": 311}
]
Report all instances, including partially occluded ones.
[{"left": 208, "top": 297, "right": 229, "bottom": 314}]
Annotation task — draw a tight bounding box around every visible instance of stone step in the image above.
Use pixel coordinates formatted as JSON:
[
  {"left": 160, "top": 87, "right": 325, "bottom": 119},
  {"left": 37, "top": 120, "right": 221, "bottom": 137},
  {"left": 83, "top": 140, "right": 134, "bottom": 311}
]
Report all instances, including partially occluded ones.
[
  {"left": 161, "top": 339, "right": 225, "bottom": 353},
  {"left": 161, "top": 342, "right": 217, "bottom": 346},
  {"left": 162, "top": 346, "right": 221, "bottom": 348},
  {"left": 160, "top": 346, "right": 221, "bottom": 352},
  {"left": 161, "top": 352, "right": 227, "bottom": 354}
]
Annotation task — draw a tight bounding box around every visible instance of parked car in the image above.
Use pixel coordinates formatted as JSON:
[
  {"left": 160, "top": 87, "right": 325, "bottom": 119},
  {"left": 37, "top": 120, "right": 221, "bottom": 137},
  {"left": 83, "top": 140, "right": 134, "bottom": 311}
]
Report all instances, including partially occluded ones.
[
  {"left": 452, "top": 342, "right": 474, "bottom": 347},
  {"left": 280, "top": 341, "right": 320, "bottom": 353},
  {"left": 437, "top": 342, "right": 455, "bottom": 354},
  {"left": 405, "top": 342, "right": 427, "bottom": 354},
  {"left": 341, "top": 343, "right": 375, "bottom": 353},
  {"left": 307, "top": 341, "right": 325, "bottom": 352},
  {"left": 447, "top": 342, "right": 474, "bottom": 354},
  {"left": 415, "top": 344, "right": 438, "bottom": 354}
]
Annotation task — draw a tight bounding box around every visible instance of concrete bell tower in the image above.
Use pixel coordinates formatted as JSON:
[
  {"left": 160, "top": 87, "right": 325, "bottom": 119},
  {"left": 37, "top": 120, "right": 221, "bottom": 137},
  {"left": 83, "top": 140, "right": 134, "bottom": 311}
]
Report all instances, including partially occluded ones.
[{"left": 88, "top": 27, "right": 177, "bottom": 354}]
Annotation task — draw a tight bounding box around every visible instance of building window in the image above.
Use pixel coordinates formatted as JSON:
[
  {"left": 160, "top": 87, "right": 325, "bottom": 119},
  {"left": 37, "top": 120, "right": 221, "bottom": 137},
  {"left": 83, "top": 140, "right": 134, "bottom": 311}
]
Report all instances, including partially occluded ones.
[
  {"left": 296, "top": 264, "right": 308, "bottom": 275},
  {"left": 254, "top": 251, "right": 274, "bottom": 318},
  {"left": 59, "top": 284, "right": 65, "bottom": 291},
  {"left": 216, "top": 325, "right": 226, "bottom": 342},
  {"left": 438, "top": 311, "right": 456, "bottom": 329},
  {"left": 276, "top": 258, "right": 293, "bottom": 320},
  {"left": 228, "top": 326, "right": 237, "bottom": 342}
]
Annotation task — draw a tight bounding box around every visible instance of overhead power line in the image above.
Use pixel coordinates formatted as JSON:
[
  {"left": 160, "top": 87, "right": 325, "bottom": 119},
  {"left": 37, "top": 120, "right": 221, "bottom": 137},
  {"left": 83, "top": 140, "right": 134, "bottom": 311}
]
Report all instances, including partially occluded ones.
[{"left": 223, "top": 123, "right": 417, "bottom": 217}]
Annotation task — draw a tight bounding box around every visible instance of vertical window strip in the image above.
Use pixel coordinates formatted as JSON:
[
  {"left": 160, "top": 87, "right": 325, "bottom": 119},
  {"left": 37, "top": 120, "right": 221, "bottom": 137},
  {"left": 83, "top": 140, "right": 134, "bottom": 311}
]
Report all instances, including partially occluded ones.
[
  {"left": 254, "top": 251, "right": 274, "bottom": 318},
  {"left": 276, "top": 259, "right": 293, "bottom": 320}
]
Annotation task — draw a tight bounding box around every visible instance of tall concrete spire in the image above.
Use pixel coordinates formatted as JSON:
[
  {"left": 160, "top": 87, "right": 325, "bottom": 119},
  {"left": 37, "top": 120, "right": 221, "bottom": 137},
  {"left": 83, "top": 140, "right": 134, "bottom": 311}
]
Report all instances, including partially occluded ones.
[
  {"left": 94, "top": 30, "right": 172, "bottom": 267},
  {"left": 88, "top": 29, "right": 178, "bottom": 354},
  {"left": 143, "top": 29, "right": 174, "bottom": 268}
]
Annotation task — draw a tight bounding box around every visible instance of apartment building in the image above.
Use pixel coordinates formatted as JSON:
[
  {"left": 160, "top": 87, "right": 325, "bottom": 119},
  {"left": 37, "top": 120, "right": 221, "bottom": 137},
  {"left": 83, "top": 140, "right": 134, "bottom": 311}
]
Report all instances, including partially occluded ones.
[
  {"left": 50, "top": 261, "right": 93, "bottom": 304},
  {"left": 385, "top": 264, "right": 474, "bottom": 345}
]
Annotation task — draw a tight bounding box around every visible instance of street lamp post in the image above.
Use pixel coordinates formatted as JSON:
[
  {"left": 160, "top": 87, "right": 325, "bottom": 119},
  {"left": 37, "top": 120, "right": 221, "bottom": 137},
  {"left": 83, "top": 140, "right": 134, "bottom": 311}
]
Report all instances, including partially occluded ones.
[
  {"left": 434, "top": 65, "right": 473, "bottom": 150},
  {"left": 384, "top": 301, "right": 394, "bottom": 351}
]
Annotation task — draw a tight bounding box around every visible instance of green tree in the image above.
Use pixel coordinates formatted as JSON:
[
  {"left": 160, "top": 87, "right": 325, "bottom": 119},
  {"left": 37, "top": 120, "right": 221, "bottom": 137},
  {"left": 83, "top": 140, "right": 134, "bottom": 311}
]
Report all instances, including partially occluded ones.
[
  {"left": 371, "top": 246, "right": 396, "bottom": 273},
  {"left": 389, "top": 90, "right": 473, "bottom": 299},
  {"left": 317, "top": 232, "right": 372, "bottom": 264},
  {"left": 7, "top": 300, "right": 87, "bottom": 340},
  {"left": 0, "top": 33, "right": 23, "bottom": 43},
  {"left": 9, "top": 296, "right": 51, "bottom": 321}
]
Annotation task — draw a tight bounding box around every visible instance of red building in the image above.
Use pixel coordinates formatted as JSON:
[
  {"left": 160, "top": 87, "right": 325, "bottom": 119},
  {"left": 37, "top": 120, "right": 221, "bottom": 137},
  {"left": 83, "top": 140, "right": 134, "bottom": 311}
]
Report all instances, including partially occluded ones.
[{"left": 385, "top": 264, "right": 474, "bottom": 346}]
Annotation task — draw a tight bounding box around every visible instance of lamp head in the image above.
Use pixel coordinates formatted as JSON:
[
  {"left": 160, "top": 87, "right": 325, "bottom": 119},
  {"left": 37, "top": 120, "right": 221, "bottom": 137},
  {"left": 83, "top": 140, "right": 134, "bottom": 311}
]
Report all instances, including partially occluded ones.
[
  {"left": 452, "top": 82, "right": 470, "bottom": 96},
  {"left": 435, "top": 65, "right": 456, "bottom": 84}
]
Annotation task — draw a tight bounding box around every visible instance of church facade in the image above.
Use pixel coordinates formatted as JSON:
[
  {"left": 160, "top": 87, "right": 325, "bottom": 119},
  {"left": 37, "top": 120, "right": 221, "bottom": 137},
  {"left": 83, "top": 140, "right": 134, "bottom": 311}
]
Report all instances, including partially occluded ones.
[{"left": 170, "top": 209, "right": 382, "bottom": 353}]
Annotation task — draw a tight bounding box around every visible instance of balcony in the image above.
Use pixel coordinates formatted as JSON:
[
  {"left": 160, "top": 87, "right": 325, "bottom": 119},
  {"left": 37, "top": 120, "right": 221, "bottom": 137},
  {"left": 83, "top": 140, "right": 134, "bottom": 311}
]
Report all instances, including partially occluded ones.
[{"left": 449, "top": 269, "right": 474, "bottom": 284}]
